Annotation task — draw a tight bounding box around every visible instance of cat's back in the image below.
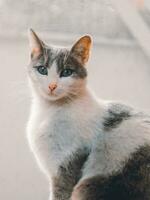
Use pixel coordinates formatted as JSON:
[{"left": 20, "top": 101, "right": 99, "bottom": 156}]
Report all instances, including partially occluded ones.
[
  {"left": 100, "top": 101, "right": 150, "bottom": 158},
  {"left": 78, "top": 102, "right": 150, "bottom": 200},
  {"left": 102, "top": 101, "right": 150, "bottom": 140},
  {"left": 82, "top": 101, "right": 150, "bottom": 178}
]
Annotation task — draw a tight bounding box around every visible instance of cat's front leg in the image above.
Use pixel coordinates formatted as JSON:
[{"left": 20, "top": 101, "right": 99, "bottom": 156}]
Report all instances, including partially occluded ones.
[
  {"left": 49, "top": 162, "right": 86, "bottom": 200},
  {"left": 49, "top": 176, "right": 73, "bottom": 200},
  {"left": 49, "top": 149, "right": 89, "bottom": 200}
]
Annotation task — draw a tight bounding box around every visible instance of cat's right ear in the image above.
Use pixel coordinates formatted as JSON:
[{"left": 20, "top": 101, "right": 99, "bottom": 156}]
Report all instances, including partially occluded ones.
[
  {"left": 28, "top": 29, "right": 44, "bottom": 59},
  {"left": 70, "top": 35, "right": 92, "bottom": 65}
]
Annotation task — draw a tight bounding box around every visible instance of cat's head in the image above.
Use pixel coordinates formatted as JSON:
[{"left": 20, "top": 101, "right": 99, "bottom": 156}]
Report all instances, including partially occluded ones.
[{"left": 28, "top": 29, "right": 92, "bottom": 102}]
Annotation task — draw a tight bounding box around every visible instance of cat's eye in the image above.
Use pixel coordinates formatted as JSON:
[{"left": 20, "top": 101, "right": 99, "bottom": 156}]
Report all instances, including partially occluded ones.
[
  {"left": 60, "top": 69, "right": 73, "bottom": 77},
  {"left": 37, "top": 66, "right": 48, "bottom": 75}
]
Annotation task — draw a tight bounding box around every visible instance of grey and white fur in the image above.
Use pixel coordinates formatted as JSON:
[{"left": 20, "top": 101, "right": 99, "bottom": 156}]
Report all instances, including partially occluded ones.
[{"left": 27, "top": 29, "right": 150, "bottom": 200}]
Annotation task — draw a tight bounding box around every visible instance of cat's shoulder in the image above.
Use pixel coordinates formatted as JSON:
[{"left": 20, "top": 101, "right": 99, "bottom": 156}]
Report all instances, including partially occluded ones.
[{"left": 101, "top": 100, "right": 150, "bottom": 131}]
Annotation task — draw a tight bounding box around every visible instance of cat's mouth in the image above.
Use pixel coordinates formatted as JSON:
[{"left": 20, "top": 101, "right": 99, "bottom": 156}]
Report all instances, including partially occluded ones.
[
  {"left": 46, "top": 90, "right": 66, "bottom": 101},
  {"left": 48, "top": 87, "right": 66, "bottom": 97},
  {"left": 48, "top": 89, "right": 61, "bottom": 97}
]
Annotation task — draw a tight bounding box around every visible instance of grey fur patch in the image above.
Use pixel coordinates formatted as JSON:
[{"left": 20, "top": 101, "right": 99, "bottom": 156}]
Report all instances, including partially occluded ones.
[
  {"left": 52, "top": 147, "right": 89, "bottom": 200},
  {"left": 31, "top": 46, "right": 87, "bottom": 79},
  {"left": 63, "top": 54, "right": 87, "bottom": 79},
  {"left": 72, "top": 145, "right": 150, "bottom": 200},
  {"left": 54, "top": 48, "right": 87, "bottom": 79},
  {"left": 103, "top": 103, "right": 132, "bottom": 131}
]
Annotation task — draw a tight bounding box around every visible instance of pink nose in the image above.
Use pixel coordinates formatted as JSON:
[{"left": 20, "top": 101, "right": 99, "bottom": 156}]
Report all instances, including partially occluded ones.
[{"left": 48, "top": 82, "right": 57, "bottom": 92}]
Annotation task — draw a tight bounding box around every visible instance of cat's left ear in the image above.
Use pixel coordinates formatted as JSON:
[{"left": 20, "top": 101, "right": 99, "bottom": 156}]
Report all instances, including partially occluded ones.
[
  {"left": 28, "top": 29, "right": 45, "bottom": 59},
  {"left": 70, "top": 35, "right": 92, "bottom": 65}
]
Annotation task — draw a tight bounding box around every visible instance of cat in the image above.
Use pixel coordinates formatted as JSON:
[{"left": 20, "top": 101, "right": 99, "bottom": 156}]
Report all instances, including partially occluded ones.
[{"left": 27, "top": 29, "right": 150, "bottom": 200}]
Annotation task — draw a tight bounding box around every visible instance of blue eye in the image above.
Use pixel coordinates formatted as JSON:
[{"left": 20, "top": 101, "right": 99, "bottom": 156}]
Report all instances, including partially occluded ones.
[
  {"left": 37, "top": 66, "right": 48, "bottom": 75},
  {"left": 60, "top": 69, "right": 73, "bottom": 77}
]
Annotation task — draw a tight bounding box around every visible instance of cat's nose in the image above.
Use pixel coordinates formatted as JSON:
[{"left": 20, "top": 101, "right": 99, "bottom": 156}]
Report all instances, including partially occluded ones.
[{"left": 48, "top": 82, "right": 57, "bottom": 92}]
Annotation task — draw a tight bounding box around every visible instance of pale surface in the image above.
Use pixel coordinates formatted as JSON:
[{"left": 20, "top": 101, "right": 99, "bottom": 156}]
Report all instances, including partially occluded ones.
[{"left": 0, "top": 39, "right": 150, "bottom": 200}]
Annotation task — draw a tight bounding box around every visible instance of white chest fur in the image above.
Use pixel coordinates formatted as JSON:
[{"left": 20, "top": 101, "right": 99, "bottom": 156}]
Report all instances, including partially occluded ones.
[
  {"left": 27, "top": 91, "right": 150, "bottom": 181},
  {"left": 27, "top": 91, "right": 103, "bottom": 178}
]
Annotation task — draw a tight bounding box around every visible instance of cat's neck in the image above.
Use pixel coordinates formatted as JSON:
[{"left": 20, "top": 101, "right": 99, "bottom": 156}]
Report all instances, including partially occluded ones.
[{"left": 31, "top": 87, "right": 100, "bottom": 111}]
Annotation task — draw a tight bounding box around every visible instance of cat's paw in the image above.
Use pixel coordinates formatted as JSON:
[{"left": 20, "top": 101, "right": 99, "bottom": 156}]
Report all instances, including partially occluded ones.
[
  {"left": 71, "top": 178, "right": 106, "bottom": 200},
  {"left": 71, "top": 180, "right": 92, "bottom": 200}
]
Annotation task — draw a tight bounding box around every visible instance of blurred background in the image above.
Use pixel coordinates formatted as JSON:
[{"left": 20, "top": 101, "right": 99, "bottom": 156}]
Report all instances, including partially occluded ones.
[{"left": 1, "top": 0, "right": 150, "bottom": 199}]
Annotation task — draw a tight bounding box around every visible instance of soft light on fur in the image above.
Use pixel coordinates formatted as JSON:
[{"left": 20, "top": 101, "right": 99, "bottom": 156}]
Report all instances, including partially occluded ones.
[{"left": 27, "top": 30, "right": 150, "bottom": 200}]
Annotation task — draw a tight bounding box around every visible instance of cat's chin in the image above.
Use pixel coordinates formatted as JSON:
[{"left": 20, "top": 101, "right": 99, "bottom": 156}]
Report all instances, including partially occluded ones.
[{"left": 41, "top": 92, "right": 68, "bottom": 102}]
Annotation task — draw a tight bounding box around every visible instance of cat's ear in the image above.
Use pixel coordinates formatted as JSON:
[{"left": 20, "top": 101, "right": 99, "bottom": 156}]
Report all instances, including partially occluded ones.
[
  {"left": 28, "top": 29, "right": 45, "bottom": 59},
  {"left": 70, "top": 35, "right": 92, "bottom": 65}
]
